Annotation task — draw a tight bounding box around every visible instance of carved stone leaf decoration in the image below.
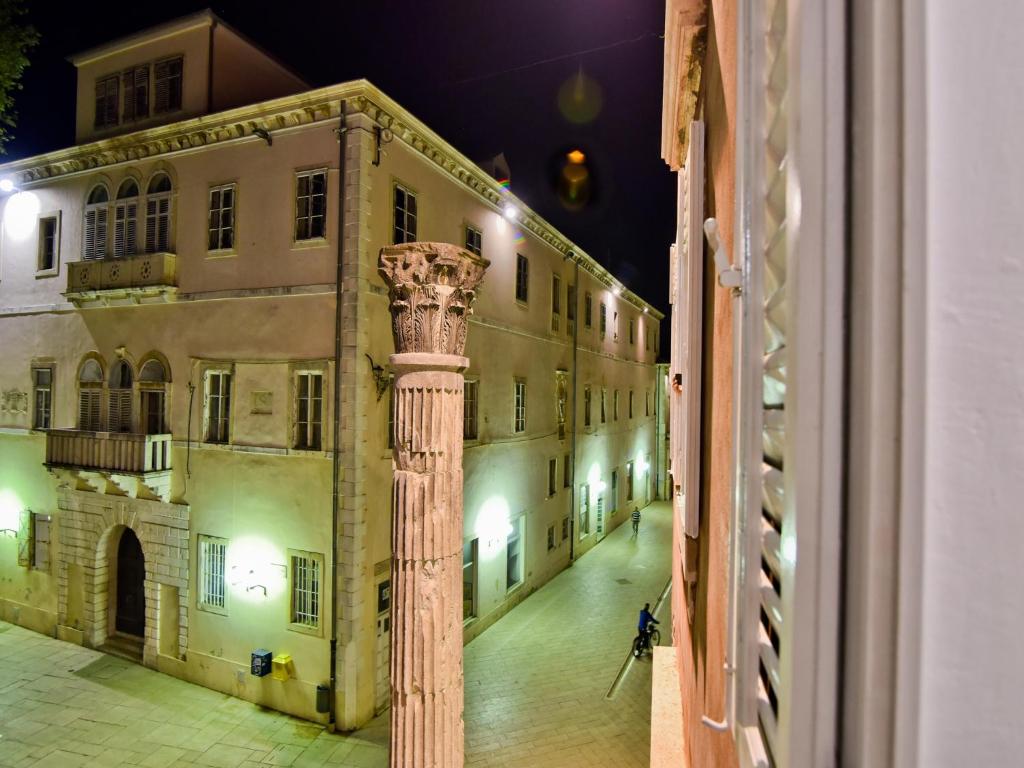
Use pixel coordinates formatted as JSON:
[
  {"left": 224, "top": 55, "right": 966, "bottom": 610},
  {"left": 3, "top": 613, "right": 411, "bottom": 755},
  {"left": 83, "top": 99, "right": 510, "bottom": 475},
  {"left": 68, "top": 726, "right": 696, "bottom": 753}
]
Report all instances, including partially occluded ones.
[
  {"left": 1, "top": 390, "right": 29, "bottom": 416},
  {"left": 378, "top": 242, "right": 489, "bottom": 356}
]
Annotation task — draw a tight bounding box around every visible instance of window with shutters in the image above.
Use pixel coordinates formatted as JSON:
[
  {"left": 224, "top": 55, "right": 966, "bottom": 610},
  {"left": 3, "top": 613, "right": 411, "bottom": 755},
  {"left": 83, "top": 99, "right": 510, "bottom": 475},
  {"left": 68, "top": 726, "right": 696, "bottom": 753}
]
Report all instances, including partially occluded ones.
[
  {"left": 551, "top": 273, "right": 561, "bottom": 331},
  {"left": 108, "top": 360, "right": 133, "bottom": 433},
  {"left": 289, "top": 549, "right": 323, "bottom": 633},
  {"left": 584, "top": 292, "right": 593, "bottom": 328},
  {"left": 153, "top": 57, "right": 183, "bottom": 114},
  {"left": 513, "top": 378, "right": 526, "bottom": 433},
  {"left": 139, "top": 359, "right": 168, "bottom": 435},
  {"left": 463, "top": 379, "right": 478, "bottom": 440},
  {"left": 614, "top": 390, "right": 620, "bottom": 421},
  {"left": 393, "top": 182, "right": 417, "bottom": 244},
  {"left": 145, "top": 173, "right": 172, "bottom": 253},
  {"left": 32, "top": 367, "right": 52, "bottom": 430},
  {"left": 599, "top": 302, "right": 607, "bottom": 339},
  {"left": 566, "top": 283, "right": 576, "bottom": 334},
  {"left": 561, "top": 516, "right": 569, "bottom": 541},
  {"left": 515, "top": 254, "right": 529, "bottom": 303},
  {"left": 583, "top": 386, "right": 591, "bottom": 427},
  {"left": 114, "top": 180, "right": 139, "bottom": 258},
  {"left": 208, "top": 183, "right": 236, "bottom": 251},
  {"left": 78, "top": 359, "right": 103, "bottom": 431},
  {"left": 197, "top": 535, "right": 228, "bottom": 614},
  {"left": 465, "top": 225, "right": 482, "bottom": 256},
  {"left": 83, "top": 185, "right": 109, "bottom": 260},
  {"left": 37, "top": 214, "right": 59, "bottom": 274},
  {"left": 294, "top": 371, "right": 323, "bottom": 450},
  {"left": 32, "top": 513, "right": 51, "bottom": 571},
  {"left": 205, "top": 370, "right": 231, "bottom": 443},
  {"left": 295, "top": 169, "right": 327, "bottom": 241},
  {"left": 122, "top": 65, "right": 149, "bottom": 122},
  {"left": 600, "top": 388, "right": 606, "bottom": 424},
  {"left": 94, "top": 75, "right": 119, "bottom": 129}
]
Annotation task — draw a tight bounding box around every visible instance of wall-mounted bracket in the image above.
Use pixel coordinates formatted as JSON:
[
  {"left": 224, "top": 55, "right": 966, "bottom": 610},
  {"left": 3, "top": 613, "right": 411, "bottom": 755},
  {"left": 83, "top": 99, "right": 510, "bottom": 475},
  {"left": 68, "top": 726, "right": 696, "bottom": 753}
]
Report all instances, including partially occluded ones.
[{"left": 704, "top": 217, "right": 743, "bottom": 294}]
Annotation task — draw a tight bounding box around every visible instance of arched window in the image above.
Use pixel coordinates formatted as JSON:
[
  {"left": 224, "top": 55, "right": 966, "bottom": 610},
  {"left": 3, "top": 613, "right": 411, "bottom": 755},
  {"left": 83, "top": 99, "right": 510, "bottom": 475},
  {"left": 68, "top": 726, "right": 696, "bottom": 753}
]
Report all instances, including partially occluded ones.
[
  {"left": 139, "top": 358, "right": 169, "bottom": 434},
  {"left": 145, "top": 173, "right": 172, "bottom": 254},
  {"left": 108, "top": 360, "right": 134, "bottom": 433},
  {"left": 78, "top": 359, "right": 104, "bottom": 431},
  {"left": 83, "top": 185, "right": 109, "bottom": 260},
  {"left": 114, "top": 179, "right": 139, "bottom": 258}
]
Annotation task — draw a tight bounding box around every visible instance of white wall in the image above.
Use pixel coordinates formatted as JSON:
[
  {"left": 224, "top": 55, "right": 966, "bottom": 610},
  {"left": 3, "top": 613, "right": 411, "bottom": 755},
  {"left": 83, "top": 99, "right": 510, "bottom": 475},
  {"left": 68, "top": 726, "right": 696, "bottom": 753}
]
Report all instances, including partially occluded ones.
[{"left": 916, "top": 2, "right": 1024, "bottom": 763}]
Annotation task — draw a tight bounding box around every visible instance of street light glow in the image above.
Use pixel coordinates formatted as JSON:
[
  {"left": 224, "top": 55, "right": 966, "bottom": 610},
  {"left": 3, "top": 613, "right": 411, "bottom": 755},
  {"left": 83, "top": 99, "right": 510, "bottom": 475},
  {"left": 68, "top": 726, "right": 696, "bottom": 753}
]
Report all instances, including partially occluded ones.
[
  {"left": 503, "top": 204, "right": 518, "bottom": 221},
  {"left": 0, "top": 178, "right": 15, "bottom": 193}
]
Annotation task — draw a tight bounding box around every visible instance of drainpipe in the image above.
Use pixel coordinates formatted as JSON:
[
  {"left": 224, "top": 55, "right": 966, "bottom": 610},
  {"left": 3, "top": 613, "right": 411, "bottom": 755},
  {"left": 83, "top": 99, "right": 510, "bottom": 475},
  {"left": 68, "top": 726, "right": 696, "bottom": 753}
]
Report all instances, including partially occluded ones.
[
  {"left": 567, "top": 251, "right": 578, "bottom": 564},
  {"left": 328, "top": 100, "right": 347, "bottom": 730}
]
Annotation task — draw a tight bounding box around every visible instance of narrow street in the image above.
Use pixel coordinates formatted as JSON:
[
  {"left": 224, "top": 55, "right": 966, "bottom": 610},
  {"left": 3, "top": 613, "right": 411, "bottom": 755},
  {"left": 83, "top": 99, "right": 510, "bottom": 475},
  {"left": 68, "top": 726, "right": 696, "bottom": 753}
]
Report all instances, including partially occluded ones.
[{"left": 464, "top": 500, "right": 673, "bottom": 768}]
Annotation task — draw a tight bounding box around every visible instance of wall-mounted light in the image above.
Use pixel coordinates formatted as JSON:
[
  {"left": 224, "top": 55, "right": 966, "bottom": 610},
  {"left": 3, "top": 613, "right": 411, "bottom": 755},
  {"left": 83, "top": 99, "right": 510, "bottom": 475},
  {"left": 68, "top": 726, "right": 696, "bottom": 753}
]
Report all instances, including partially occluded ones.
[
  {"left": 365, "top": 354, "right": 390, "bottom": 401},
  {"left": 0, "top": 178, "right": 16, "bottom": 193},
  {"left": 503, "top": 204, "right": 518, "bottom": 221},
  {"left": 246, "top": 583, "right": 268, "bottom": 597}
]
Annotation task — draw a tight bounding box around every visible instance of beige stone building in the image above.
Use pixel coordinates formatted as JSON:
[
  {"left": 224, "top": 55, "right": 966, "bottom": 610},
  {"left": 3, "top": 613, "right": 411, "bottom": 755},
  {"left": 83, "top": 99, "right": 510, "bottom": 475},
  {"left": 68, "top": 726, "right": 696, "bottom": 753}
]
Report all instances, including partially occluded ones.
[{"left": 0, "top": 11, "right": 663, "bottom": 730}]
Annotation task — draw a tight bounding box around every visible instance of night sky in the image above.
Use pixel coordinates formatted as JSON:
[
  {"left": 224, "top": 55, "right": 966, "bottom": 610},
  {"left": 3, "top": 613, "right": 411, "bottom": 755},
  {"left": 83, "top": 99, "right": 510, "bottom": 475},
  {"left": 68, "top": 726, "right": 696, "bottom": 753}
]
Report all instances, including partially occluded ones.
[{"left": 7, "top": 0, "right": 675, "bottom": 318}]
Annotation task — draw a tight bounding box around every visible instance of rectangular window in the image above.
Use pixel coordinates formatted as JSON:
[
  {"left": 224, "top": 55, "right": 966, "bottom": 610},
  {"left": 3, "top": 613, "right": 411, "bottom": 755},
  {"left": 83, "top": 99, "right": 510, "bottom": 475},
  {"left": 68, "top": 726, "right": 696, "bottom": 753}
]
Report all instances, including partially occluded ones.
[
  {"left": 646, "top": 328, "right": 651, "bottom": 351},
  {"left": 579, "top": 485, "right": 590, "bottom": 537},
  {"left": 583, "top": 386, "right": 592, "bottom": 427},
  {"left": 84, "top": 202, "right": 108, "bottom": 260},
  {"left": 506, "top": 517, "right": 523, "bottom": 590},
  {"left": 393, "top": 183, "right": 417, "bottom": 244},
  {"left": 646, "top": 390, "right": 651, "bottom": 417},
  {"left": 563, "top": 453, "right": 571, "bottom": 488},
  {"left": 94, "top": 75, "right": 119, "bottom": 128},
  {"left": 629, "top": 390, "right": 635, "bottom": 419},
  {"left": 629, "top": 318, "right": 635, "bottom": 345},
  {"left": 295, "top": 170, "right": 327, "bottom": 241},
  {"left": 513, "top": 378, "right": 526, "bottom": 433},
  {"left": 295, "top": 372, "right": 323, "bottom": 450},
  {"left": 32, "top": 513, "right": 51, "bottom": 571},
  {"left": 561, "top": 516, "right": 569, "bottom": 541},
  {"left": 613, "top": 311, "right": 619, "bottom": 341},
  {"left": 290, "top": 550, "right": 322, "bottom": 630},
  {"left": 547, "top": 525, "right": 555, "bottom": 551},
  {"left": 611, "top": 470, "right": 618, "bottom": 514},
  {"left": 38, "top": 216, "right": 58, "bottom": 272},
  {"left": 600, "top": 388, "right": 606, "bottom": 424},
  {"left": 463, "top": 539, "right": 478, "bottom": 620},
  {"left": 548, "top": 457, "right": 557, "bottom": 496},
  {"left": 627, "top": 461, "right": 634, "bottom": 501},
  {"left": 584, "top": 292, "right": 593, "bottom": 328},
  {"left": 197, "top": 535, "right": 227, "bottom": 613},
  {"left": 32, "top": 367, "right": 52, "bottom": 430},
  {"left": 465, "top": 225, "right": 482, "bottom": 256},
  {"left": 600, "top": 303, "right": 607, "bottom": 338},
  {"left": 515, "top": 254, "right": 529, "bottom": 303},
  {"left": 122, "top": 65, "right": 149, "bottom": 122},
  {"left": 145, "top": 191, "right": 171, "bottom": 254},
  {"left": 551, "top": 273, "right": 561, "bottom": 331},
  {"left": 463, "top": 379, "right": 479, "bottom": 440},
  {"left": 208, "top": 184, "right": 236, "bottom": 251},
  {"left": 154, "top": 57, "right": 183, "bottom": 114},
  {"left": 614, "top": 390, "right": 619, "bottom": 421},
  {"left": 205, "top": 371, "right": 231, "bottom": 443},
  {"left": 566, "top": 284, "right": 576, "bottom": 334}
]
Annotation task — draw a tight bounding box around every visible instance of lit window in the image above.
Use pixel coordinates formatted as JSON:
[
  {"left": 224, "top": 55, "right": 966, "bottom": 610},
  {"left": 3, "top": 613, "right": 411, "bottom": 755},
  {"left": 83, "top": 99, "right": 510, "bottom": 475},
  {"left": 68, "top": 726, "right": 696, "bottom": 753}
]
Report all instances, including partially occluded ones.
[
  {"left": 197, "top": 535, "right": 227, "bottom": 613},
  {"left": 548, "top": 457, "right": 557, "bottom": 496},
  {"left": 551, "top": 273, "right": 561, "bottom": 331},
  {"left": 296, "top": 170, "right": 327, "bottom": 241},
  {"left": 154, "top": 57, "right": 183, "bottom": 114},
  {"left": 515, "top": 254, "right": 529, "bottom": 303},
  {"left": 38, "top": 215, "right": 59, "bottom": 272},
  {"left": 208, "top": 183, "right": 236, "bottom": 251},
  {"left": 122, "top": 65, "right": 149, "bottom": 122},
  {"left": 506, "top": 517, "right": 523, "bottom": 589},
  {"left": 464, "top": 379, "right": 479, "bottom": 440},
  {"left": 513, "top": 378, "right": 526, "bottom": 433},
  {"left": 465, "top": 225, "right": 482, "bottom": 256},
  {"left": 83, "top": 185, "right": 109, "bottom": 261},
  {"left": 145, "top": 174, "right": 172, "bottom": 254},
  {"left": 205, "top": 371, "right": 231, "bottom": 443},
  {"left": 290, "top": 550, "right": 322, "bottom": 630},
  {"left": 393, "top": 183, "right": 417, "bottom": 244},
  {"left": 94, "top": 75, "right": 119, "bottom": 129},
  {"left": 32, "top": 367, "right": 52, "bottom": 430},
  {"left": 463, "top": 539, "right": 478, "bottom": 620},
  {"left": 295, "top": 371, "right": 323, "bottom": 450}
]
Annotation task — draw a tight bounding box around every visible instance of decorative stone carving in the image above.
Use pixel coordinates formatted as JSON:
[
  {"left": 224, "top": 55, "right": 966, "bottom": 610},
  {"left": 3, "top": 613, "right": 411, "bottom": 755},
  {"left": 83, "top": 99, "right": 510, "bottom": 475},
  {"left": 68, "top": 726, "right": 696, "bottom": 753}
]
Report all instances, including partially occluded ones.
[
  {"left": 379, "top": 243, "right": 488, "bottom": 768},
  {"left": 0, "top": 389, "right": 28, "bottom": 417}
]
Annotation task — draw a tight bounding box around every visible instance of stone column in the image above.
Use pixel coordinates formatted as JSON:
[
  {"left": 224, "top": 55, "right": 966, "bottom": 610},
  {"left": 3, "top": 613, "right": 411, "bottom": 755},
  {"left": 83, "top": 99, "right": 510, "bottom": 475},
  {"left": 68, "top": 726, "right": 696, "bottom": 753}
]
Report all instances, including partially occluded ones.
[{"left": 379, "top": 242, "right": 488, "bottom": 768}]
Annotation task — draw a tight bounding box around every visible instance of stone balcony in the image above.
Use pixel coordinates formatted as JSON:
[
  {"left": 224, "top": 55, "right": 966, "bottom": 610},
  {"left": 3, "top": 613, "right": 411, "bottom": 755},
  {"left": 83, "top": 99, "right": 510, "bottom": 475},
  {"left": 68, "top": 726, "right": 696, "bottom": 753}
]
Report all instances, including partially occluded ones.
[
  {"left": 45, "top": 429, "right": 173, "bottom": 502},
  {"left": 65, "top": 252, "right": 177, "bottom": 307}
]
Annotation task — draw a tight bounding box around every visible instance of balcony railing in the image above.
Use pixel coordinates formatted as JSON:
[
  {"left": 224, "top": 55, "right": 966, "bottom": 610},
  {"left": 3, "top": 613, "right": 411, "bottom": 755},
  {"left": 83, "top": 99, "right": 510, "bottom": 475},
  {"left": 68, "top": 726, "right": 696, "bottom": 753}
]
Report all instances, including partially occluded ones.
[
  {"left": 45, "top": 429, "right": 172, "bottom": 474},
  {"left": 65, "top": 252, "right": 177, "bottom": 306}
]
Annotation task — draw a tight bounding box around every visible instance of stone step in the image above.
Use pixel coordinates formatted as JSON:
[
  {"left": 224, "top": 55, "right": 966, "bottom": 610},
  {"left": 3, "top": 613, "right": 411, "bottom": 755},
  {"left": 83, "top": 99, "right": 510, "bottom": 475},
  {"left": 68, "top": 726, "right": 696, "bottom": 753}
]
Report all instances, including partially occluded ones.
[{"left": 100, "top": 631, "right": 144, "bottom": 662}]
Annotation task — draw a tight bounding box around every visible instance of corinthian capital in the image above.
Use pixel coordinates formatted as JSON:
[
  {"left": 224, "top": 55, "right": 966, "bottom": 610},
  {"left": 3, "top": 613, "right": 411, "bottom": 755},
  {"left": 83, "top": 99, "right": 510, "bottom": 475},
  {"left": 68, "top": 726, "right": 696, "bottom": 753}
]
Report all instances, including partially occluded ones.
[{"left": 378, "top": 242, "right": 489, "bottom": 356}]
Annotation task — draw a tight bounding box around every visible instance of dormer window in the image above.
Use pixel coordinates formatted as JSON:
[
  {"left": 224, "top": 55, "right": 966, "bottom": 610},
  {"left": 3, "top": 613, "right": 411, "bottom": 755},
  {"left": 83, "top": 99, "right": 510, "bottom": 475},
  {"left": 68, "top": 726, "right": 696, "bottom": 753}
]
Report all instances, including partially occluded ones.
[
  {"left": 94, "top": 75, "right": 119, "bottom": 129},
  {"left": 122, "top": 65, "right": 150, "bottom": 122},
  {"left": 154, "top": 57, "right": 183, "bottom": 114}
]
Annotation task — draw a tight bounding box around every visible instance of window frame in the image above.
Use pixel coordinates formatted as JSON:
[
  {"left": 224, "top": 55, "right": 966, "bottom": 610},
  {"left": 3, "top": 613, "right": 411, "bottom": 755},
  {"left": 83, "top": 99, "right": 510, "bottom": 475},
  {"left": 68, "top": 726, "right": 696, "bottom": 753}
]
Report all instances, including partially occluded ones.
[
  {"left": 626, "top": 461, "right": 634, "bottom": 502},
  {"left": 583, "top": 385, "right": 592, "bottom": 428},
  {"left": 563, "top": 453, "right": 571, "bottom": 489},
  {"left": 600, "top": 302, "right": 607, "bottom": 339},
  {"left": 294, "top": 168, "right": 328, "bottom": 244},
  {"left": 463, "top": 538, "right": 478, "bottom": 622},
  {"left": 584, "top": 292, "right": 593, "bottom": 328},
  {"left": 515, "top": 253, "right": 529, "bottom": 304},
  {"left": 36, "top": 212, "right": 61, "bottom": 276},
  {"left": 31, "top": 513, "right": 52, "bottom": 571},
  {"left": 600, "top": 388, "right": 606, "bottom": 424},
  {"left": 293, "top": 369, "right": 325, "bottom": 451},
  {"left": 551, "top": 273, "right": 561, "bottom": 332},
  {"left": 144, "top": 173, "right": 173, "bottom": 254},
  {"left": 392, "top": 181, "right": 418, "bottom": 244},
  {"left": 197, "top": 534, "right": 228, "bottom": 615},
  {"left": 464, "top": 223, "right": 482, "bottom": 256},
  {"left": 207, "top": 182, "right": 237, "bottom": 254},
  {"left": 94, "top": 74, "right": 120, "bottom": 129},
  {"left": 288, "top": 549, "right": 324, "bottom": 635},
  {"left": 548, "top": 457, "right": 557, "bottom": 497},
  {"left": 83, "top": 185, "right": 110, "bottom": 261},
  {"left": 204, "top": 368, "right": 233, "bottom": 444},
  {"left": 613, "top": 389, "right": 620, "bottom": 421},
  {"left": 629, "top": 390, "right": 635, "bottom": 419},
  {"left": 506, "top": 516, "right": 524, "bottom": 592},
  {"left": 153, "top": 56, "right": 184, "bottom": 115},
  {"left": 31, "top": 365, "right": 53, "bottom": 431},
  {"left": 513, "top": 378, "right": 527, "bottom": 434},
  {"left": 122, "top": 64, "right": 150, "bottom": 123},
  {"left": 463, "top": 378, "right": 479, "bottom": 441}
]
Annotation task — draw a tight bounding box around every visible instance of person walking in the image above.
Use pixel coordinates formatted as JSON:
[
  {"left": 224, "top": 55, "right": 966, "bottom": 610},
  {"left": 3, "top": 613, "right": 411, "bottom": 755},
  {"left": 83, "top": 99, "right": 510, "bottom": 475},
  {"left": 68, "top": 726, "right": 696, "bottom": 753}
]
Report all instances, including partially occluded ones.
[{"left": 631, "top": 506, "right": 641, "bottom": 535}]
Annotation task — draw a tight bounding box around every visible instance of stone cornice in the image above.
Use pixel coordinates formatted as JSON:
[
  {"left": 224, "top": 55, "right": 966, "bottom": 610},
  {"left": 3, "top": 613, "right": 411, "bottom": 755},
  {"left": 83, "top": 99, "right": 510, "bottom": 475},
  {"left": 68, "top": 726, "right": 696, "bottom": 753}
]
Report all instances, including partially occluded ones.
[{"left": 0, "top": 79, "right": 664, "bottom": 321}]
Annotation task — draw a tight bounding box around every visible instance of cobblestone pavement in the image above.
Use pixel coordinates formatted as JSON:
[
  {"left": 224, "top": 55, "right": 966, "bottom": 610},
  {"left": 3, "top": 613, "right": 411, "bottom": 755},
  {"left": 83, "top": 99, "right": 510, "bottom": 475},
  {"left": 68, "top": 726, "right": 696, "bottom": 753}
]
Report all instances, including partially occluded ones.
[
  {"left": 464, "top": 501, "right": 673, "bottom": 768},
  {"left": 0, "top": 625, "right": 388, "bottom": 768}
]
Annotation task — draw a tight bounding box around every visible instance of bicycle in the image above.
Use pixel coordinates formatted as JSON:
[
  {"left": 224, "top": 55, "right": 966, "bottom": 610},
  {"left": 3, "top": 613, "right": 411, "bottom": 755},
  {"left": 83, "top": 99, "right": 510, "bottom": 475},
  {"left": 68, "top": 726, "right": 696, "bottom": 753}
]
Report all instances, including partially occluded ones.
[{"left": 631, "top": 621, "right": 661, "bottom": 658}]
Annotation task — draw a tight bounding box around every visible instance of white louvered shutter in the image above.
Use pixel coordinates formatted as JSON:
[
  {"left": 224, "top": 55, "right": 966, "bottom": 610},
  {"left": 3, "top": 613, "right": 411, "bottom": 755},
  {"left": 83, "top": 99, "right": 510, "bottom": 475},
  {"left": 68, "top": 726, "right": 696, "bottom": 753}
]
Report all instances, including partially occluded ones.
[
  {"left": 114, "top": 203, "right": 126, "bottom": 258},
  {"left": 95, "top": 207, "right": 108, "bottom": 259},
  {"left": 84, "top": 209, "right": 97, "bottom": 260}
]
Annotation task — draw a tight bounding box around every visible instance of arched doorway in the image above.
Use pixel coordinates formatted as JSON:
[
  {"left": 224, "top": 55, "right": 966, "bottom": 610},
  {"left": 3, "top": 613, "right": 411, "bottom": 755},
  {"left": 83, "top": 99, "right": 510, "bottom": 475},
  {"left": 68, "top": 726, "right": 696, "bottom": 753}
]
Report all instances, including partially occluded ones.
[{"left": 115, "top": 528, "right": 145, "bottom": 637}]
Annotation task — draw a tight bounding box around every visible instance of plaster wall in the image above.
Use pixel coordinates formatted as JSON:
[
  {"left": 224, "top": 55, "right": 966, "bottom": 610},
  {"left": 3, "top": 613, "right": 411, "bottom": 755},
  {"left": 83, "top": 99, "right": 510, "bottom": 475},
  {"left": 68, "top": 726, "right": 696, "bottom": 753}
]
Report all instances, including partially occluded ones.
[
  {"left": 913, "top": 2, "right": 1024, "bottom": 763},
  {"left": 210, "top": 25, "right": 307, "bottom": 113}
]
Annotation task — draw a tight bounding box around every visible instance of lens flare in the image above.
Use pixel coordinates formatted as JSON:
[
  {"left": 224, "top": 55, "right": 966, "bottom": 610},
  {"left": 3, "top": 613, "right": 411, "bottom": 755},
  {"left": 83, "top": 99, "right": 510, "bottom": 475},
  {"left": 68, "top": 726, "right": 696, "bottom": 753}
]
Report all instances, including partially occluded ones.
[{"left": 558, "top": 67, "right": 603, "bottom": 125}]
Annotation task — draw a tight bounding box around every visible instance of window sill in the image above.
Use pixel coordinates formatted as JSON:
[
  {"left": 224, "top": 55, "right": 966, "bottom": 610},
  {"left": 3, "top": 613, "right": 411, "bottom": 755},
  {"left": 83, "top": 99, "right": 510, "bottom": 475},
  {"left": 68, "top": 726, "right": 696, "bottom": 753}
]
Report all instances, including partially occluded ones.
[
  {"left": 515, "top": 299, "right": 529, "bottom": 309},
  {"left": 506, "top": 581, "right": 523, "bottom": 597},
  {"left": 197, "top": 603, "right": 228, "bottom": 617},
  {"left": 463, "top": 616, "right": 477, "bottom": 629},
  {"left": 206, "top": 249, "right": 238, "bottom": 260},
  {"left": 291, "top": 238, "right": 329, "bottom": 251},
  {"left": 287, "top": 622, "right": 323, "bottom": 638},
  {"left": 35, "top": 269, "right": 59, "bottom": 279}
]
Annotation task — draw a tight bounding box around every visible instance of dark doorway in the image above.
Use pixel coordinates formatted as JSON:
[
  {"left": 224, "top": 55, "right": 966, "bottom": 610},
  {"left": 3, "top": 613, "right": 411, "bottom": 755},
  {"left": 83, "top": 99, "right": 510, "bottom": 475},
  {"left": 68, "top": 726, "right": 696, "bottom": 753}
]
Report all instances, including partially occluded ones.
[{"left": 115, "top": 528, "right": 145, "bottom": 637}]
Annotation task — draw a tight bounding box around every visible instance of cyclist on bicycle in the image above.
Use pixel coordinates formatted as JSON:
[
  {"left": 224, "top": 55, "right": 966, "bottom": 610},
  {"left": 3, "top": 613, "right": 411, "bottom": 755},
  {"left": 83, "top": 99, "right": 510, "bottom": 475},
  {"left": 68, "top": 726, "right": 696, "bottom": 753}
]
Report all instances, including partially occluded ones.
[{"left": 637, "top": 603, "right": 660, "bottom": 650}]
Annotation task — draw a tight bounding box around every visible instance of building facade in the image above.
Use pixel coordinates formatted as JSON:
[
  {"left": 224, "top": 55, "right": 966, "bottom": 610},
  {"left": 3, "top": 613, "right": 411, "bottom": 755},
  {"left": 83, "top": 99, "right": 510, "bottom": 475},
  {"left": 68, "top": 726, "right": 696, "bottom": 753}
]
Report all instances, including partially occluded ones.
[
  {"left": 0, "top": 12, "right": 663, "bottom": 730},
  {"left": 657, "top": 1, "right": 1024, "bottom": 767}
]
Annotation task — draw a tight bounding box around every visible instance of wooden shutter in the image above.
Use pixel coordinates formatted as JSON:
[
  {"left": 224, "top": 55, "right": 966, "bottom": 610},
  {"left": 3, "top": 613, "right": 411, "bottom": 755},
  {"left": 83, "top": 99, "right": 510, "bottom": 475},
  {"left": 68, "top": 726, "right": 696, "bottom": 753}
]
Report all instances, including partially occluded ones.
[
  {"left": 109, "top": 389, "right": 132, "bottom": 432},
  {"left": 114, "top": 203, "right": 126, "bottom": 258},
  {"left": 154, "top": 60, "right": 171, "bottom": 113},
  {"left": 16, "top": 509, "right": 33, "bottom": 568},
  {"left": 79, "top": 388, "right": 101, "bottom": 431},
  {"left": 95, "top": 207, "right": 108, "bottom": 259},
  {"left": 125, "top": 201, "right": 137, "bottom": 255},
  {"left": 84, "top": 209, "right": 97, "bottom": 259},
  {"left": 94, "top": 80, "right": 106, "bottom": 128},
  {"left": 104, "top": 77, "right": 118, "bottom": 127},
  {"left": 122, "top": 69, "right": 136, "bottom": 121},
  {"left": 157, "top": 197, "right": 170, "bottom": 252}
]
